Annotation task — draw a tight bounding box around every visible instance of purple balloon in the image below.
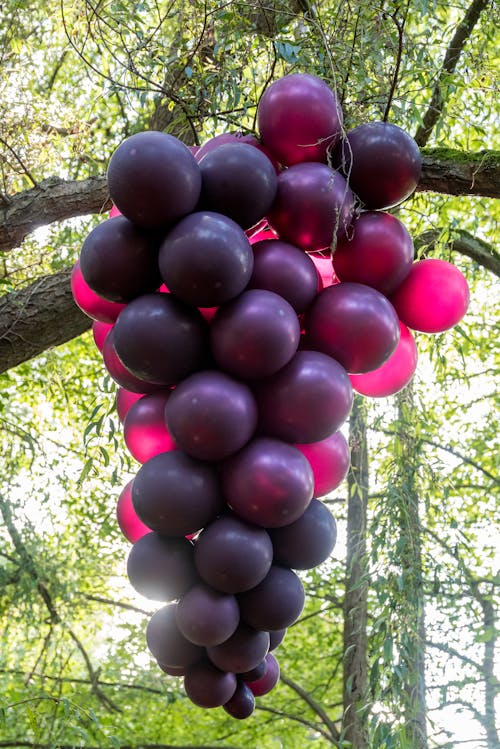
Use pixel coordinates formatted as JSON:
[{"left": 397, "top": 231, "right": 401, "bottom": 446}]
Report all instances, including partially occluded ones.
[
  {"left": 240, "top": 660, "right": 267, "bottom": 682},
  {"left": 176, "top": 583, "right": 240, "bottom": 646},
  {"left": 184, "top": 658, "right": 237, "bottom": 708},
  {"left": 194, "top": 514, "right": 273, "bottom": 594},
  {"left": 146, "top": 604, "right": 203, "bottom": 668},
  {"left": 247, "top": 653, "right": 280, "bottom": 696},
  {"left": 222, "top": 438, "right": 314, "bottom": 528},
  {"left": 270, "top": 499, "right": 337, "bottom": 569},
  {"left": 159, "top": 212, "right": 253, "bottom": 307},
  {"left": 113, "top": 293, "right": 208, "bottom": 386},
  {"left": 165, "top": 370, "right": 257, "bottom": 461},
  {"left": 249, "top": 239, "right": 319, "bottom": 313},
  {"left": 210, "top": 289, "right": 300, "bottom": 379},
  {"left": 132, "top": 451, "right": 223, "bottom": 536},
  {"left": 207, "top": 624, "right": 270, "bottom": 673},
  {"left": 196, "top": 132, "right": 244, "bottom": 160},
  {"left": 223, "top": 680, "right": 255, "bottom": 719},
  {"left": 269, "top": 628, "right": 286, "bottom": 651},
  {"left": 256, "top": 350, "right": 353, "bottom": 443},
  {"left": 127, "top": 533, "right": 197, "bottom": 601},
  {"left": 157, "top": 662, "right": 187, "bottom": 677},
  {"left": 267, "top": 163, "right": 355, "bottom": 252},
  {"left": 238, "top": 565, "right": 305, "bottom": 631},
  {"left": 305, "top": 282, "right": 400, "bottom": 373},
  {"left": 107, "top": 131, "right": 201, "bottom": 227},
  {"left": 103, "top": 329, "right": 163, "bottom": 393}
]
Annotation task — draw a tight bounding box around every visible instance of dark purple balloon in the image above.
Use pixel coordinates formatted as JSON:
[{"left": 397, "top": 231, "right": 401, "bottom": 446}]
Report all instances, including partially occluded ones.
[
  {"left": 107, "top": 131, "right": 201, "bottom": 227},
  {"left": 113, "top": 293, "right": 208, "bottom": 386},
  {"left": 334, "top": 122, "right": 421, "bottom": 209},
  {"left": 194, "top": 514, "right": 273, "bottom": 594},
  {"left": 247, "top": 653, "right": 280, "bottom": 696},
  {"left": 222, "top": 438, "right": 314, "bottom": 528},
  {"left": 249, "top": 239, "right": 319, "bottom": 313},
  {"left": 269, "top": 628, "right": 286, "bottom": 651},
  {"left": 158, "top": 212, "right": 253, "bottom": 307},
  {"left": 146, "top": 604, "right": 203, "bottom": 668},
  {"left": 165, "top": 370, "right": 257, "bottom": 461},
  {"left": 79, "top": 216, "right": 161, "bottom": 303},
  {"left": 176, "top": 583, "right": 240, "bottom": 646},
  {"left": 196, "top": 132, "right": 244, "bottom": 160},
  {"left": 127, "top": 532, "right": 197, "bottom": 601},
  {"left": 71, "top": 261, "right": 126, "bottom": 322},
  {"left": 132, "top": 451, "right": 223, "bottom": 536},
  {"left": 198, "top": 143, "right": 277, "bottom": 230},
  {"left": 157, "top": 662, "right": 187, "bottom": 677},
  {"left": 333, "top": 211, "right": 414, "bottom": 295},
  {"left": 305, "top": 282, "right": 400, "bottom": 373},
  {"left": 207, "top": 624, "right": 270, "bottom": 673},
  {"left": 270, "top": 499, "right": 337, "bottom": 569},
  {"left": 223, "top": 680, "right": 255, "bottom": 719},
  {"left": 267, "top": 163, "right": 355, "bottom": 251},
  {"left": 210, "top": 289, "right": 300, "bottom": 379},
  {"left": 240, "top": 660, "right": 267, "bottom": 682},
  {"left": 184, "top": 658, "right": 237, "bottom": 708},
  {"left": 238, "top": 565, "right": 305, "bottom": 631},
  {"left": 256, "top": 350, "right": 353, "bottom": 443},
  {"left": 103, "top": 329, "right": 164, "bottom": 393}
]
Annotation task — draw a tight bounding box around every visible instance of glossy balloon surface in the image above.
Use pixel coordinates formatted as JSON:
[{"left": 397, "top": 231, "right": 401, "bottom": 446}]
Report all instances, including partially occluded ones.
[
  {"left": 350, "top": 321, "right": 418, "bottom": 397},
  {"left": 103, "top": 329, "right": 163, "bottom": 393},
  {"left": 116, "top": 480, "right": 150, "bottom": 543},
  {"left": 223, "top": 681, "right": 255, "bottom": 719},
  {"left": 309, "top": 253, "right": 339, "bottom": 289},
  {"left": 270, "top": 499, "right": 337, "bottom": 569},
  {"left": 124, "top": 391, "right": 176, "bottom": 463},
  {"left": 176, "top": 583, "right": 240, "bottom": 646},
  {"left": 127, "top": 532, "right": 197, "bottom": 601},
  {"left": 295, "top": 430, "right": 350, "bottom": 497},
  {"left": 238, "top": 565, "right": 305, "bottom": 630},
  {"left": 247, "top": 653, "right": 280, "bottom": 697},
  {"left": 184, "top": 659, "right": 237, "bottom": 708},
  {"left": 71, "top": 261, "right": 126, "bottom": 322},
  {"left": 249, "top": 239, "right": 319, "bottom": 312},
  {"left": 269, "top": 629, "right": 286, "bottom": 651},
  {"left": 116, "top": 388, "right": 144, "bottom": 423},
  {"left": 92, "top": 320, "right": 113, "bottom": 352},
  {"left": 146, "top": 604, "right": 203, "bottom": 668},
  {"left": 207, "top": 624, "right": 270, "bottom": 673}
]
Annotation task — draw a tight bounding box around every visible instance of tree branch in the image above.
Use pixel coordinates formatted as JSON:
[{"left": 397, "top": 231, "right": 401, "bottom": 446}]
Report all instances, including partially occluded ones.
[
  {"left": 279, "top": 671, "right": 340, "bottom": 742},
  {"left": 417, "top": 149, "right": 500, "bottom": 201},
  {"left": 416, "top": 228, "right": 500, "bottom": 278}
]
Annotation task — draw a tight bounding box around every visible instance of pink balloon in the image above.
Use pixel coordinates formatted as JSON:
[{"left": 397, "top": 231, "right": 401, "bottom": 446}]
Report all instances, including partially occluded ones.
[
  {"left": 248, "top": 226, "right": 278, "bottom": 244},
  {"left": 103, "top": 329, "right": 164, "bottom": 394},
  {"left": 295, "top": 431, "right": 350, "bottom": 497},
  {"left": 116, "top": 388, "right": 144, "bottom": 423},
  {"left": 71, "top": 261, "right": 126, "bottom": 323},
  {"left": 124, "top": 391, "right": 177, "bottom": 463},
  {"left": 109, "top": 204, "right": 121, "bottom": 218},
  {"left": 390, "top": 259, "right": 469, "bottom": 333},
  {"left": 116, "top": 480, "right": 150, "bottom": 543},
  {"left": 92, "top": 320, "right": 113, "bottom": 352},
  {"left": 349, "top": 321, "right": 418, "bottom": 397},
  {"left": 309, "top": 253, "right": 339, "bottom": 289}
]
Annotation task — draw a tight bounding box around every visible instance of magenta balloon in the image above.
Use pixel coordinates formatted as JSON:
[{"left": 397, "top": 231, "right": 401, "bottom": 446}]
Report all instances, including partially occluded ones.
[
  {"left": 116, "top": 388, "right": 144, "bottom": 423},
  {"left": 390, "top": 258, "right": 469, "bottom": 333},
  {"left": 165, "top": 371, "right": 257, "bottom": 461},
  {"left": 333, "top": 211, "right": 414, "bottom": 295},
  {"left": 109, "top": 204, "right": 121, "bottom": 218},
  {"left": 257, "top": 73, "right": 343, "bottom": 165},
  {"left": 103, "top": 329, "right": 164, "bottom": 393},
  {"left": 247, "top": 653, "right": 280, "bottom": 697},
  {"left": 249, "top": 240, "right": 319, "bottom": 313},
  {"left": 127, "top": 532, "right": 197, "bottom": 601},
  {"left": 210, "top": 289, "right": 300, "bottom": 379},
  {"left": 107, "top": 131, "right": 201, "bottom": 227},
  {"left": 270, "top": 499, "right": 337, "bottom": 569},
  {"left": 309, "top": 253, "right": 338, "bottom": 289},
  {"left": 207, "top": 624, "right": 270, "bottom": 673},
  {"left": 223, "top": 681, "right": 255, "bottom": 719},
  {"left": 267, "top": 163, "right": 354, "bottom": 252},
  {"left": 222, "top": 438, "right": 314, "bottom": 528},
  {"left": 305, "top": 282, "right": 400, "bottom": 373},
  {"left": 116, "top": 480, "right": 150, "bottom": 543},
  {"left": 256, "top": 350, "right": 353, "bottom": 443},
  {"left": 124, "top": 391, "right": 176, "bottom": 463},
  {"left": 334, "top": 121, "right": 421, "bottom": 209},
  {"left": 92, "top": 320, "right": 113, "bottom": 352},
  {"left": 248, "top": 226, "right": 278, "bottom": 244},
  {"left": 146, "top": 604, "right": 203, "bottom": 668},
  {"left": 184, "top": 658, "right": 237, "bottom": 708},
  {"left": 113, "top": 293, "right": 208, "bottom": 386},
  {"left": 238, "top": 565, "right": 305, "bottom": 631},
  {"left": 350, "top": 321, "right": 418, "bottom": 397},
  {"left": 132, "top": 451, "right": 223, "bottom": 536},
  {"left": 176, "top": 583, "right": 240, "bottom": 646},
  {"left": 159, "top": 211, "right": 253, "bottom": 308},
  {"left": 295, "top": 430, "right": 350, "bottom": 497},
  {"left": 71, "top": 261, "right": 126, "bottom": 322},
  {"left": 194, "top": 514, "right": 273, "bottom": 594}
]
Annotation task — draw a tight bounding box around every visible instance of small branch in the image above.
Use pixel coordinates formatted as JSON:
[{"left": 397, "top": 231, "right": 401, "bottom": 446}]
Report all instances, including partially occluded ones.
[
  {"left": 416, "top": 228, "right": 500, "bottom": 278},
  {"left": 382, "top": 2, "right": 410, "bottom": 122},
  {"left": 280, "top": 671, "right": 340, "bottom": 742},
  {"left": 255, "top": 704, "right": 335, "bottom": 743}
]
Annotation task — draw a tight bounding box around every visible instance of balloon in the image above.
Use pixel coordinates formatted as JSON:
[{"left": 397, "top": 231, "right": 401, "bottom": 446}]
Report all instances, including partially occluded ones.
[
  {"left": 333, "top": 211, "right": 414, "bottom": 295},
  {"left": 157, "top": 662, "right": 186, "bottom": 677},
  {"left": 165, "top": 371, "right": 257, "bottom": 461},
  {"left": 127, "top": 533, "right": 197, "bottom": 601},
  {"left": 308, "top": 252, "right": 339, "bottom": 290},
  {"left": 71, "top": 261, "right": 126, "bottom": 322},
  {"left": 210, "top": 289, "right": 300, "bottom": 379},
  {"left": 389, "top": 258, "right": 469, "bottom": 333},
  {"left": 295, "top": 430, "right": 350, "bottom": 497},
  {"left": 184, "top": 658, "right": 237, "bottom": 708},
  {"left": 333, "top": 121, "right": 421, "bottom": 209},
  {"left": 92, "top": 320, "right": 113, "bottom": 352},
  {"left": 116, "top": 480, "right": 150, "bottom": 543},
  {"left": 223, "top": 681, "right": 255, "bottom": 719},
  {"left": 109, "top": 204, "right": 121, "bottom": 218},
  {"left": 158, "top": 211, "right": 254, "bottom": 307},
  {"left": 256, "top": 350, "right": 353, "bottom": 443},
  {"left": 107, "top": 131, "right": 201, "bottom": 227},
  {"left": 198, "top": 143, "right": 277, "bottom": 230},
  {"left": 249, "top": 240, "right": 319, "bottom": 313},
  {"left": 257, "top": 73, "right": 343, "bottom": 165},
  {"left": 79, "top": 217, "right": 162, "bottom": 303},
  {"left": 103, "top": 329, "right": 164, "bottom": 393},
  {"left": 305, "top": 282, "right": 400, "bottom": 373},
  {"left": 207, "top": 624, "right": 270, "bottom": 673},
  {"left": 350, "top": 321, "right": 418, "bottom": 397},
  {"left": 132, "top": 451, "right": 223, "bottom": 536},
  {"left": 222, "top": 438, "right": 314, "bottom": 528},
  {"left": 116, "top": 388, "right": 144, "bottom": 423},
  {"left": 270, "top": 499, "right": 337, "bottom": 569},
  {"left": 113, "top": 293, "right": 208, "bottom": 386},
  {"left": 248, "top": 226, "right": 278, "bottom": 244},
  {"left": 146, "top": 604, "right": 203, "bottom": 668},
  {"left": 240, "top": 660, "right": 267, "bottom": 682},
  {"left": 246, "top": 653, "right": 280, "bottom": 697},
  {"left": 176, "top": 583, "right": 240, "bottom": 646},
  {"left": 269, "top": 629, "right": 286, "bottom": 651},
  {"left": 267, "top": 163, "right": 354, "bottom": 251},
  {"left": 124, "top": 391, "right": 176, "bottom": 463},
  {"left": 195, "top": 132, "right": 245, "bottom": 160},
  {"left": 238, "top": 565, "right": 305, "bottom": 630}
]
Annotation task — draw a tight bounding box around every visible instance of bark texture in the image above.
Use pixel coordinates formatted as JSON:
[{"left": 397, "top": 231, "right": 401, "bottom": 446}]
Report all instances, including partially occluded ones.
[{"left": 418, "top": 150, "right": 500, "bottom": 201}]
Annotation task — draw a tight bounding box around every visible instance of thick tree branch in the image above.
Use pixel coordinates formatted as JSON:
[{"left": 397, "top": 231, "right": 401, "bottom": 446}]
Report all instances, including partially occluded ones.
[{"left": 417, "top": 149, "right": 500, "bottom": 202}]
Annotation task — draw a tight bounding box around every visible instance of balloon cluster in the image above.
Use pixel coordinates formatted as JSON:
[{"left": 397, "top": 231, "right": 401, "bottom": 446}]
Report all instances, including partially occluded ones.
[{"left": 71, "top": 73, "right": 469, "bottom": 718}]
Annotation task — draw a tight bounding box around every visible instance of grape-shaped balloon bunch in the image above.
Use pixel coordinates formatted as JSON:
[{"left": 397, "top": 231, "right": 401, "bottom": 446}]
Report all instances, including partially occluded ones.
[{"left": 72, "top": 73, "right": 469, "bottom": 719}]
